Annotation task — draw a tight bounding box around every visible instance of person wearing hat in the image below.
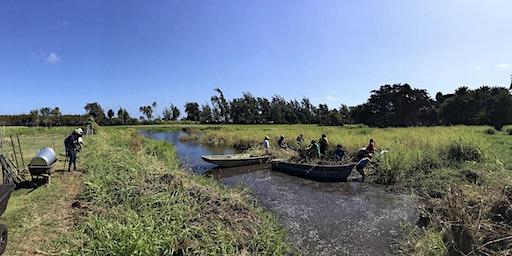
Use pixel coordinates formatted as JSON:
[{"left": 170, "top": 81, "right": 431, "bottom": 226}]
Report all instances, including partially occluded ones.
[
  {"left": 262, "top": 136, "right": 271, "bottom": 155},
  {"left": 277, "top": 135, "right": 288, "bottom": 149},
  {"left": 64, "top": 128, "right": 82, "bottom": 171}
]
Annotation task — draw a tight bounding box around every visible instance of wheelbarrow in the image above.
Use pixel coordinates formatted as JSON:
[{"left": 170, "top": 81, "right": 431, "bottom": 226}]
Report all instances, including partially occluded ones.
[
  {"left": 27, "top": 164, "right": 56, "bottom": 184},
  {"left": 28, "top": 148, "right": 57, "bottom": 184}
]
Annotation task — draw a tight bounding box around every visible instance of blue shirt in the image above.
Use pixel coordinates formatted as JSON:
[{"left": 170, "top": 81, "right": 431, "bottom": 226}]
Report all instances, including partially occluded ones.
[
  {"left": 358, "top": 157, "right": 370, "bottom": 168},
  {"left": 334, "top": 149, "right": 345, "bottom": 159}
]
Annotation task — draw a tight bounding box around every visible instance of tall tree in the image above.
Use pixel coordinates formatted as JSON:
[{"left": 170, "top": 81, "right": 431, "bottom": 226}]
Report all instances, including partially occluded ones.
[
  {"left": 171, "top": 105, "right": 180, "bottom": 120},
  {"left": 107, "top": 109, "right": 115, "bottom": 124},
  {"left": 163, "top": 104, "right": 180, "bottom": 121},
  {"left": 487, "top": 87, "right": 512, "bottom": 130},
  {"left": 200, "top": 104, "right": 213, "bottom": 123},
  {"left": 351, "top": 84, "right": 435, "bottom": 127},
  {"left": 139, "top": 105, "right": 154, "bottom": 121},
  {"left": 184, "top": 102, "right": 200, "bottom": 121},
  {"left": 29, "top": 109, "right": 40, "bottom": 126},
  {"left": 211, "top": 88, "right": 230, "bottom": 122},
  {"left": 39, "top": 107, "right": 52, "bottom": 127},
  {"left": 50, "top": 107, "right": 61, "bottom": 126},
  {"left": 85, "top": 102, "right": 106, "bottom": 124},
  {"left": 117, "top": 108, "right": 130, "bottom": 124}
]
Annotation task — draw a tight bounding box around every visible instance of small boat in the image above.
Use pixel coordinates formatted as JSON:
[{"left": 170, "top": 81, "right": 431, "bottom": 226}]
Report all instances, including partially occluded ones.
[
  {"left": 271, "top": 160, "right": 356, "bottom": 182},
  {"left": 204, "top": 164, "right": 270, "bottom": 179},
  {"left": 200, "top": 154, "right": 270, "bottom": 168}
]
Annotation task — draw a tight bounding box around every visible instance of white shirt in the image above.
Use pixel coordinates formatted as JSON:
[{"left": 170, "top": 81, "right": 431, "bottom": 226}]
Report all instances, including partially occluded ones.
[{"left": 263, "top": 139, "right": 270, "bottom": 148}]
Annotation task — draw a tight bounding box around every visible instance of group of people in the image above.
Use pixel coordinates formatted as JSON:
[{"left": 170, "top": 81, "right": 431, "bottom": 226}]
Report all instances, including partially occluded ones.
[
  {"left": 262, "top": 134, "right": 377, "bottom": 182},
  {"left": 64, "top": 128, "right": 84, "bottom": 172}
]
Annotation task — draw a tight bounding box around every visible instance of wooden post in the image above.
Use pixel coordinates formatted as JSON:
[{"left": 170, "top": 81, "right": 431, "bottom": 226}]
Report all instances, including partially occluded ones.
[
  {"left": 10, "top": 134, "right": 19, "bottom": 169},
  {"left": 0, "top": 128, "right": 3, "bottom": 156},
  {"left": 34, "top": 130, "right": 37, "bottom": 154},
  {"left": 16, "top": 134, "right": 25, "bottom": 167}
]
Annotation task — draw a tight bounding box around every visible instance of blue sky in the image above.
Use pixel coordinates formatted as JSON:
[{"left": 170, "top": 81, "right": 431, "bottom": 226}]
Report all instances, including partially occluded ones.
[{"left": 1, "top": 0, "right": 511, "bottom": 116}]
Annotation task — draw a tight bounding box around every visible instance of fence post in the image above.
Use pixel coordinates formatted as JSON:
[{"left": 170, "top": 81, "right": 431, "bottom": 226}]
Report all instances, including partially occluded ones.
[
  {"left": 16, "top": 134, "right": 25, "bottom": 167},
  {"left": 10, "top": 134, "right": 19, "bottom": 169},
  {"left": 0, "top": 127, "right": 3, "bottom": 156},
  {"left": 34, "top": 130, "right": 37, "bottom": 154}
]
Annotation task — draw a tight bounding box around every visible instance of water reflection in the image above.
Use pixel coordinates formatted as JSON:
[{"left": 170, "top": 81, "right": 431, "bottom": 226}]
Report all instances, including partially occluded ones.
[{"left": 140, "top": 131, "right": 234, "bottom": 173}]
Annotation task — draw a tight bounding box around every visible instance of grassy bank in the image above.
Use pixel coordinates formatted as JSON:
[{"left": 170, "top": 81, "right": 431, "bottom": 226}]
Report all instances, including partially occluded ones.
[
  {"left": 58, "top": 129, "right": 290, "bottom": 255},
  {"left": 149, "top": 124, "right": 512, "bottom": 255}
]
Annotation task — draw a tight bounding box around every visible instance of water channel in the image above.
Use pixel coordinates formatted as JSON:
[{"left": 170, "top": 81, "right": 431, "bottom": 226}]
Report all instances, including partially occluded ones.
[{"left": 143, "top": 130, "right": 419, "bottom": 256}]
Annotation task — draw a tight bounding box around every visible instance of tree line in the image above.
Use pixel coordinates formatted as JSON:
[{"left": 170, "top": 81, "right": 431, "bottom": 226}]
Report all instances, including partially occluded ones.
[{"left": 1, "top": 82, "right": 511, "bottom": 129}]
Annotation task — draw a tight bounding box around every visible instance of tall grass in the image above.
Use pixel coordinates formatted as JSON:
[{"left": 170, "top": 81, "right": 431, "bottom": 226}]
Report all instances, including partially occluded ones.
[
  {"left": 66, "top": 129, "right": 291, "bottom": 255},
  {"left": 162, "top": 124, "right": 509, "bottom": 187}
]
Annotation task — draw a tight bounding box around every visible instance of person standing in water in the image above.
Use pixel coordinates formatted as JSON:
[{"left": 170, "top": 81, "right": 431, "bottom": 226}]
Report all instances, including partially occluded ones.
[
  {"left": 355, "top": 154, "right": 372, "bottom": 182},
  {"left": 263, "top": 136, "right": 271, "bottom": 155}
]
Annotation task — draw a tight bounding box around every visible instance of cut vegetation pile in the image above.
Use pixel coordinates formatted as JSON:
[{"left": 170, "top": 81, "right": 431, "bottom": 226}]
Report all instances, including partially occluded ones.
[{"left": 64, "top": 129, "right": 290, "bottom": 255}]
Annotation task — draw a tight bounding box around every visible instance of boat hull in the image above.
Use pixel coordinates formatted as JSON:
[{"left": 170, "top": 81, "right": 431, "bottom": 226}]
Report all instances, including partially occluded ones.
[
  {"left": 201, "top": 155, "right": 270, "bottom": 168},
  {"left": 272, "top": 161, "right": 356, "bottom": 182}
]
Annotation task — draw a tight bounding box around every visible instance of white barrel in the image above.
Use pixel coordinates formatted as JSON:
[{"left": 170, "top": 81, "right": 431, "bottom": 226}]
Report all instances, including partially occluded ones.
[{"left": 29, "top": 147, "right": 57, "bottom": 166}]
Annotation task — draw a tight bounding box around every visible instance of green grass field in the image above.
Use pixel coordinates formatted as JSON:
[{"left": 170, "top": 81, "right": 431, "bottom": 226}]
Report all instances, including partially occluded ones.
[{"left": 1, "top": 124, "right": 511, "bottom": 255}]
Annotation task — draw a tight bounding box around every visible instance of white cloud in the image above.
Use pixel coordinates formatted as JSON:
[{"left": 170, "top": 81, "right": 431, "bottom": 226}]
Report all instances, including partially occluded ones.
[
  {"left": 325, "top": 91, "right": 336, "bottom": 101},
  {"left": 497, "top": 62, "right": 511, "bottom": 69},
  {"left": 474, "top": 66, "right": 482, "bottom": 70},
  {"left": 46, "top": 53, "right": 61, "bottom": 64}
]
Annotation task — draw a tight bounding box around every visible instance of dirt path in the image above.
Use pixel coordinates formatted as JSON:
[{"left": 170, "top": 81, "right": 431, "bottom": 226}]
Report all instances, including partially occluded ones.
[{"left": 1, "top": 171, "right": 82, "bottom": 255}]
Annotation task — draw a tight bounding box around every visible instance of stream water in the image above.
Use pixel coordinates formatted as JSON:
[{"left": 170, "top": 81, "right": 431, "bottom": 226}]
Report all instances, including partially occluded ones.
[{"left": 143, "top": 131, "right": 419, "bottom": 256}]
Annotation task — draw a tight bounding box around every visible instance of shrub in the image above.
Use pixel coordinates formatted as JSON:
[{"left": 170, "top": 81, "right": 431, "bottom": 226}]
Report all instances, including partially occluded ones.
[
  {"left": 483, "top": 128, "right": 496, "bottom": 135},
  {"left": 506, "top": 128, "right": 512, "bottom": 135},
  {"left": 442, "top": 139, "right": 483, "bottom": 162}
]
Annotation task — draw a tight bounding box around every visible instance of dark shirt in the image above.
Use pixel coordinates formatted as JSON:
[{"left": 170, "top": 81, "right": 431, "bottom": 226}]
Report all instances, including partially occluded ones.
[
  {"left": 367, "top": 142, "right": 375, "bottom": 152},
  {"left": 64, "top": 134, "right": 79, "bottom": 153},
  {"left": 319, "top": 137, "right": 329, "bottom": 149},
  {"left": 335, "top": 149, "right": 345, "bottom": 159},
  {"left": 357, "top": 157, "right": 371, "bottom": 168}
]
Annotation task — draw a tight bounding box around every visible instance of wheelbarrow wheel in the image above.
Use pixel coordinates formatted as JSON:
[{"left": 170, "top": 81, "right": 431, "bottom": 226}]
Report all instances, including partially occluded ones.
[{"left": 0, "top": 224, "right": 8, "bottom": 255}]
